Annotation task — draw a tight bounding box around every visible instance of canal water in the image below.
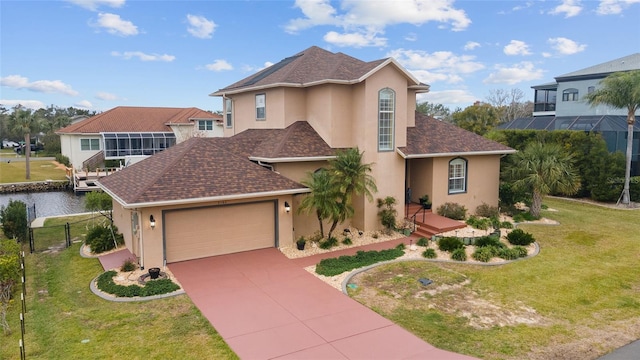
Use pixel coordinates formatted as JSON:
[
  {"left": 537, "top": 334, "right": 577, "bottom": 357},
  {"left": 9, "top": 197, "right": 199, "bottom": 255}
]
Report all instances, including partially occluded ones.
[{"left": 0, "top": 191, "right": 87, "bottom": 218}]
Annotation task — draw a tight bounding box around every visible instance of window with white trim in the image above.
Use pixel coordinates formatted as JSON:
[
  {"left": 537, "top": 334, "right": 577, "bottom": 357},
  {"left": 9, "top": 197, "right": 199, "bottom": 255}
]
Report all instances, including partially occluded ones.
[
  {"left": 448, "top": 158, "right": 467, "bottom": 193},
  {"left": 80, "top": 138, "right": 100, "bottom": 151},
  {"left": 378, "top": 88, "right": 395, "bottom": 151},
  {"left": 198, "top": 120, "right": 213, "bottom": 131},
  {"left": 256, "top": 94, "right": 266, "bottom": 120},
  {"left": 225, "top": 98, "right": 233, "bottom": 128}
]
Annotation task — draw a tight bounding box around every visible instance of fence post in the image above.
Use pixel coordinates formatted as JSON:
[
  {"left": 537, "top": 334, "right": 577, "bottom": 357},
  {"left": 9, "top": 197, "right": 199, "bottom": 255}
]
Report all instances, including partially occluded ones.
[
  {"left": 66, "top": 223, "right": 71, "bottom": 248},
  {"left": 29, "top": 228, "right": 34, "bottom": 253}
]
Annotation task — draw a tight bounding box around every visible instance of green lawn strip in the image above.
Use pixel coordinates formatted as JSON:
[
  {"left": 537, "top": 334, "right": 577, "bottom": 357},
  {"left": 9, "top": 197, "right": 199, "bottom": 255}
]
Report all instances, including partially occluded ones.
[
  {"left": 315, "top": 247, "right": 404, "bottom": 276},
  {"left": 0, "top": 160, "right": 67, "bottom": 183},
  {"left": 30, "top": 214, "right": 99, "bottom": 251},
  {"left": 1, "top": 243, "right": 238, "bottom": 359},
  {"left": 348, "top": 198, "right": 640, "bottom": 359}
]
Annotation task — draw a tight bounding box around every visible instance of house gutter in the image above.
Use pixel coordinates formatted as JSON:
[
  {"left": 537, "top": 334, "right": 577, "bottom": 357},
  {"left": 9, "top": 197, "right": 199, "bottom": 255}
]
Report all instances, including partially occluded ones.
[
  {"left": 97, "top": 185, "right": 310, "bottom": 209},
  {"left": 396, "top": 149, "right": 516, "bottom": 159},
  {"left": 250, "top": 155, "right": 336, "bottom": 163}
]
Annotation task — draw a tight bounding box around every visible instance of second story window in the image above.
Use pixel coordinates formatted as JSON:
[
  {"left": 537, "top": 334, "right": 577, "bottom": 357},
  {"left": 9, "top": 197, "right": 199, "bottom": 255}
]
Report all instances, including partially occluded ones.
[
  {"left": 81, "top": 138, "right": 100, "bottom": 151},
  {"left": 378, "top": 88, "right": 395, "bottom": 151},
  {"left": 225, "top": 98, "right": 233, "bottom": 128},
  {"left": 198, "top": 120, "right": 213, "bottom": 131},
  {"left": 256, "top": 94, "right": 266, "bottom": 120},
  {"left": 562, "top": 88, "right": 579, "bottom": 101}
]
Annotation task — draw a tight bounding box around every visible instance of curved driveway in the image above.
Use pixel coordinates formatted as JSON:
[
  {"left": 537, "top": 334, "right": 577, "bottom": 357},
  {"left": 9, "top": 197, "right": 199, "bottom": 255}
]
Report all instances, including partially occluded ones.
[{"left": 169, "top": 248, "right": 476, "bottom": 360}]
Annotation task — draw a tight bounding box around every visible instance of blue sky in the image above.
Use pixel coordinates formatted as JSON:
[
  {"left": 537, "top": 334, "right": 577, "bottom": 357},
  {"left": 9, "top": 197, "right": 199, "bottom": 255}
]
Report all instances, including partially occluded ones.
[{"left": 1, "top": 0, "right": 639, "bottom": 113}]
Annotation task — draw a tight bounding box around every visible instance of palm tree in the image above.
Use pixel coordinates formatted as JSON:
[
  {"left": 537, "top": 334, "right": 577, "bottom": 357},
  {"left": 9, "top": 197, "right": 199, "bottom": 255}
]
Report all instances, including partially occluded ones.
[
  {"left": 584, "top": 70, "right": 640, "bottom": 205},
  {"left": 326, "top": 148, "right": 377, "bottom": 238},
  {"left": 507, "top": 142, "right": 581, "bottom": 218},
  {"left": 297, "top": 169, "right": 339, "bottom": 238},
  {"left": 9, "top": 106, "right": 41, "bottom": 180}
]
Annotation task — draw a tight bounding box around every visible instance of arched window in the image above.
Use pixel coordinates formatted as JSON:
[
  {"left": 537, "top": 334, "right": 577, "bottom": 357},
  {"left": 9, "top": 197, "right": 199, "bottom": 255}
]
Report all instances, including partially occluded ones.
[
  {"left": 562, "top": 88, "right": 579, "bottom": 101},
  {"left": 448, "top": 158, "right": 467, "bottom": 194},
  {"left": 378, "top": 88, "right": 395, "bottom": 151}
]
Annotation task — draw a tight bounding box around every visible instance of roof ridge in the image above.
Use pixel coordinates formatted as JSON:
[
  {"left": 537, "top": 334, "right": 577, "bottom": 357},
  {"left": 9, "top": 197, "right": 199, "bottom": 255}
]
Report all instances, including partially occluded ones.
[{"left": 271, "top": 121, "right": 301, "bottom": 156}]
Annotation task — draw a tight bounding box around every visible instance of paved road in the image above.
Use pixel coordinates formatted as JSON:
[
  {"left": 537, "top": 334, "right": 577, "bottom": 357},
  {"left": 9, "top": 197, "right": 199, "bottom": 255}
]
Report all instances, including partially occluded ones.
[{"left": 597, "top": 340, "right": 640, "bottom": 360}]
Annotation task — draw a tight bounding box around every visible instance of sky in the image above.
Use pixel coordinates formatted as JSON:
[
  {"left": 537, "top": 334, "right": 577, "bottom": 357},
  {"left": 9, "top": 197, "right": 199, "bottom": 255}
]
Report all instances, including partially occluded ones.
[{"left": 1, "top": 0, "right": 639, "bottom": 113}]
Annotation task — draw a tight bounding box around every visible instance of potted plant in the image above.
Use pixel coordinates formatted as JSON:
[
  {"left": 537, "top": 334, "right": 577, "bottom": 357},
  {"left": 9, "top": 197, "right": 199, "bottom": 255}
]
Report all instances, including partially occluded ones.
[
  {"left": 419, "top": 194, "right": 432, "bottom": 209},
  {"left": 296, "top": 236, "right": 306, "bottom": 250}
]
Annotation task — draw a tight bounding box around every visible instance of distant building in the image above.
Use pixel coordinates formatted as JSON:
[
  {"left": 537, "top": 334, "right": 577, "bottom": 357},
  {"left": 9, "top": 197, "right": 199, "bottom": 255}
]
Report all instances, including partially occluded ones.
[{"left": 499, "top": 53, "right": 640, "bottom": 176}]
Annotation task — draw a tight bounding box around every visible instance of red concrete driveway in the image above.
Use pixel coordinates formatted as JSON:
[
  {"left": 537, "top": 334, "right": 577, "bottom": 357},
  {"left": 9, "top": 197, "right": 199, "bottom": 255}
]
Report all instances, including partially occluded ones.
[{"left": 169, "top": 248, "right": 476, "bottom": 360}]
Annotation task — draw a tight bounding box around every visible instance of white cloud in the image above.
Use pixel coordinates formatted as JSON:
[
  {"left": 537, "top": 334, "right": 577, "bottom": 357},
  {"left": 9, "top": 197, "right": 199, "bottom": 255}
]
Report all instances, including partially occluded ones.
[
  {"left": 324, "top": 30, "right": 386, "bottom": 47},
  {"left": 286, "top": 0, "right": 472, "bottom": 43},
  {"left": 186, "top": 14, "right": 216, "bottom": 39},
  {"left": 205, "top": 60, "right": 233, "bottom": 71},
  {"left": 111, "top": 51, "right": 175, "bottom": 62},
  {"left": 0, "top": 100, "right": 46, "bottom": 110},
  {"left": 463, "top": 41, "right": 480, "bottom": 51},
  {"left": 95, "top": 13, "right": 138, "bottom": 36},
  {"left": 597, "top": 0, "right": 640, "bottom": 15},
  {"left": 419, "top": 89, "right": 476, "bottom": 107},
  {"left": 484, "top": 61, "right": 544, "bottom": 85},
  {"left": 74, "top": 100, "right": 93, "bottom": 109},
  {"left": 0, "top": 75, "right": 79, "bottom": 96},
  {"left": 503, "top": 40, "right": 532, "bottom": 56},
  {"left": 548, "top": 37, "right": 587, "bottom": 55},
  {"left": 95, "top": 92, "right": 118, "bottom": 100},
  {"left": 549, "top": 0, "right": 583, "bottom": 18},
  {"left": 404, "top": 32, "right": 418, "bottom": 42},
  {"left": 386, "top": 49, "right": 484, "bottom": 84},
  {"left": 66, "top": 0, "right": 125, "bottom": 11}
]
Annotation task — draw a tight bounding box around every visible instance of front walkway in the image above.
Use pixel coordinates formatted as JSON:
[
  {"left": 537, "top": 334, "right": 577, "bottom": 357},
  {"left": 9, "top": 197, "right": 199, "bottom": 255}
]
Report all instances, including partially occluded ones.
[{"left": 169, "top": 248, "right": 476, "bottom": 360}]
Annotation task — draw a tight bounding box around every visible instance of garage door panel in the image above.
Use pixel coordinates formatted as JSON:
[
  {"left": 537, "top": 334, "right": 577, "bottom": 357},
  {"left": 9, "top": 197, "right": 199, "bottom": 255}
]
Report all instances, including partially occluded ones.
[{"left": 165, "top": 202, "right": 275, "bottom": 263}]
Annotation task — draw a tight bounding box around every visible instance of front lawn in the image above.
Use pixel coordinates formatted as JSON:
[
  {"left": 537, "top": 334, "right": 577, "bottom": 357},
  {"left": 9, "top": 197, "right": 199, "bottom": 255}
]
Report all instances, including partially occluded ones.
[
  {"left": 0, "top": 241, "right": 238, "bottom": 359},
  {"left": 349, "top": 198, "right": 640, "bottom": 359}
]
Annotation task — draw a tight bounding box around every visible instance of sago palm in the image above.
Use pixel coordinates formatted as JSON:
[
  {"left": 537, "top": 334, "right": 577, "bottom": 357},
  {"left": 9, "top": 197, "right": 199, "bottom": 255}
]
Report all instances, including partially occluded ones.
[
  {"left": 508, "top": 142, "right": 581, "bottom": 218},
  {"left": 298, "top": 169, "right": 339, "bottom": 238}
]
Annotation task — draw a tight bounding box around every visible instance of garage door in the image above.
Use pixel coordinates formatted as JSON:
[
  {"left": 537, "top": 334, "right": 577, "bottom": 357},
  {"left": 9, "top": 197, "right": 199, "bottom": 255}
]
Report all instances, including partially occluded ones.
[{"left": 164, "top": 201, "right": 276, "bottom": 263}]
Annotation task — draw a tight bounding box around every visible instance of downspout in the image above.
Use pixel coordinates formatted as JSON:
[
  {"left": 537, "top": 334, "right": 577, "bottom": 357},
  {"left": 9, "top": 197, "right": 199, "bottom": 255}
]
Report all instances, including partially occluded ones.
[
  {"left": 137, "top": 209, "right": 144, "bottom": 270},
  {"left": 257, "top": 160, "right": 274, "bottom": 171}
]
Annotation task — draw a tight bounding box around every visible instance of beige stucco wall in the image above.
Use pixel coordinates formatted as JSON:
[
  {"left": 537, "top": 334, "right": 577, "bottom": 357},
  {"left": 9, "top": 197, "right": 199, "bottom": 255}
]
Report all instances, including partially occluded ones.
[{"left": 272, "top": 161, "right": 329, "bottom": 183}]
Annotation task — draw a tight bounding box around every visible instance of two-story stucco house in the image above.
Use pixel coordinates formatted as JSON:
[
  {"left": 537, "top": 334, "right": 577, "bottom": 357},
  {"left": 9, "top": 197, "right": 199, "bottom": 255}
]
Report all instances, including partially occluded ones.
[
  {"left": 500, "top": 53, "right": 640, "bottom": 175},
  {"left": 56, "top": 106, "right": 222, "bottom": 171},
  {"left": 98, "top": 46, "right": 514, "bottom": 269}
]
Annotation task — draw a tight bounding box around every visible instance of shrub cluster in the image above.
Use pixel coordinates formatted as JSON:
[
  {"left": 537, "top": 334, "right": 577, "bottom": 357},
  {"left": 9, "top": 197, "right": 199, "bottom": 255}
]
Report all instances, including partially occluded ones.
[
  {"left": 422, "top": 248, "right": 437, "bottom": 259},
  {"left": 341, "top": 237, "right": 352, "bottom": 245},
  {"left": 85, "top": 224, "right": 124, "bottom": 254},
  {"left": 55, "top": 154, "right": 71, "bottom": 167},
  {"left": 319, "top": 236, "right": 339, "bottom": 249},
  {"left": 506, "top": 229, "right": 535, "bottom": 246},
  {"left": 315, "top": 248, "right": 404, "bottom": 276},
  {"left": 436, "top": 202, "right": 467, "bottom": 220},
  {"left": 120, "top": 258, "right": 137, "bottom": 272},
  {"left": 466, "top": 216, "right": 491, "bottom": 230},
  {"left": 96, "top": 270, "right": 180, "bottom": 297},
  {"left": 416, "top": 237, "right": 429, "bottom": 246},
  {"left": 438, "top": 237, "right": 464, "bottom": 252},
  {"left": 475, "top": 203, "right": 499, "bottom": 218},
  {"left": 451, "top": 248, "right": 467, "bottom": 261},
  {"left": 512, "top": 212, "right": 539, "bottom": 223},
  {"left": 472, "top": 247, "right": 494, "bottom": 262}
]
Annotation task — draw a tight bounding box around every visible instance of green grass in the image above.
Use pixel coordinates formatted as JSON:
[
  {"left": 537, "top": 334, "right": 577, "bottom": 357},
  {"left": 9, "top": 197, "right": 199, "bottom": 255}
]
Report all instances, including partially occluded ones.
[
  {"left": 349, "top": 198, "right": 640, "bottom": 359},
  {"left": 1, "top": 240, "right": 238, "bottom": 359},
  {"left": 0, "top": 159, "right": 67, "bottom": 183}
]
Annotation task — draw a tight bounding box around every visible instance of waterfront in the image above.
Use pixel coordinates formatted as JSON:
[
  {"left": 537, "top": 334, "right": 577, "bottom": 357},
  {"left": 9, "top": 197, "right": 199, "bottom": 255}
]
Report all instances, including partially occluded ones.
[{"left": 0, "top": 191, "right": 86, "bottom": 217}]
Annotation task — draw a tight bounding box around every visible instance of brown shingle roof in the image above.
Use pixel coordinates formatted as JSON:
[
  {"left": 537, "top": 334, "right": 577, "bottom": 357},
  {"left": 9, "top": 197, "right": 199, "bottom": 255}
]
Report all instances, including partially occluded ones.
[
  {"left": 212, "top": 46, "right": 391, "bottom": 94},
  {"left": 57, "top": 106, "right": 220, "bottom": 134},
  {"left": 398, "top": 112, "right": 515, "bottom": 157},
  {"left": 249, "top": 121, "right": 336, "bottom": 160},
  {"left": 98, "top": 137, "right": 306, "bottom": 206}
]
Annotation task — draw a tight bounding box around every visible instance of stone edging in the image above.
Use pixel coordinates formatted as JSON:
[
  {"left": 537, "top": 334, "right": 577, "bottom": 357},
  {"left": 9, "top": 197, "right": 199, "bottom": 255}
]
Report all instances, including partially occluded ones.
[
  {"left": 89, "top": 274, "right": 185, "bottom": 302},
  {"left": 341, "top": 242, "right": 540, "bottom": 295}
]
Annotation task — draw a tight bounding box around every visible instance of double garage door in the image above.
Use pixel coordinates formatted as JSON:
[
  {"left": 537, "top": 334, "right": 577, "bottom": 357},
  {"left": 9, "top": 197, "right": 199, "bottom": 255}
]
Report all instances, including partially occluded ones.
[{"left": 164, "top": 201, "right": 276, "bottom": 263}]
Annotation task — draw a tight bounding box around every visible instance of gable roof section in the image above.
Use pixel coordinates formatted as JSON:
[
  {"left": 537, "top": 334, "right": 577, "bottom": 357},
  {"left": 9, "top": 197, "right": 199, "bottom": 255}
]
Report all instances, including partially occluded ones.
[
  {"left": 249, "top": 121, "right": 336, "bottom": 161},
  {"left": 98, "top": 137, "right": 307, "bottom": 208},
  {"left": 398, "top": 112, "right": 515, "bottom": 158},
  {"left": 555, "top": 53, "right": 640, "bottom": 81},
  {"left": 57, "top": 106, "right": 218, "bottom": 134},
  {"left": 211, "top": 46, "right": 428, "bottom": 96}
]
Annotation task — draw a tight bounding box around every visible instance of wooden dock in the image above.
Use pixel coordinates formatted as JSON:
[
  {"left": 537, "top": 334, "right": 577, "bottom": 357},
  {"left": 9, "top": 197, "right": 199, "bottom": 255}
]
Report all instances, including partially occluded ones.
[{"left": 67, "top": 167, "right": 120, "bottom": 193}]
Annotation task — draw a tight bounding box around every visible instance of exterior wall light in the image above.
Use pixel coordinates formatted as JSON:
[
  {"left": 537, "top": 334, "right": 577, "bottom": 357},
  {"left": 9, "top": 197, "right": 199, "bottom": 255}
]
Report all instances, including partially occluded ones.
[
  {"left": 149, "top": 215, "right": 156, "bottom": 229},
  {"left": 284, "top": 202, "right": 291, "bottom": 213}
]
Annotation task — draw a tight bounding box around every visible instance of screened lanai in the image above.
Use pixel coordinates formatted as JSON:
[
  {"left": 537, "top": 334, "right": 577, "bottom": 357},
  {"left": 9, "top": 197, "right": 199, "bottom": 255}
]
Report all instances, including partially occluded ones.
[{"left": 102, "top": 132, "right": 176, "bottom": 159}]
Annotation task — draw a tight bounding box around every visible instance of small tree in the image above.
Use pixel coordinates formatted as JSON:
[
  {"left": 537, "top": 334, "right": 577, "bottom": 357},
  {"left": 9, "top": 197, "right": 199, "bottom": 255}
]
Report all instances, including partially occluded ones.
[
  {"left": 298, "top": 169, "right": 339, "bottom": 238},
  {"left": 0, "top": 200, "right": 28, "bottom": 243},
  {"left": 377, "top": 196, "right": 397, "bottom": 234},
  {"left": 0, "top": 239, "right": 21, "bottom": 334},
  {"left": 85, "top": 191, "right": 113, "bottom": 221}
]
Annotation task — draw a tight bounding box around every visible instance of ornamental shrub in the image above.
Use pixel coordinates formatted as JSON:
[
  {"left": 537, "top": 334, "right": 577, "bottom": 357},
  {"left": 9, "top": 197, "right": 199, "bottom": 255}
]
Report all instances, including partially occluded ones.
[
  {"left": 437, "top": 236, "right": 464, "bottom": 252},
  {"left": 416, "top": 237, "right": 429, "bottom": 247},
  {"left": 512, "top": 245, "right": 529, "bottom": 258},
  {"left": 120, "top": 258, "right": 137, "bottom": 272},
  {"left": 341, "top": 237, "right": 352, "bottom": 245},
  {"left": 0, "top": 200, "right": 28, "bottom": 243},
  {"left": 474, "top": 236, "right": 503, "bottom": 248},
  {"left": 85, "top": 224, "right": 124, "bottom": 254},
  {"left": 498, "top": 248, "right": 520, "bottom": 260},
  {"left": 436, "top": 202, "right": 467, "bottom": 220},
  {"left": 506, "top": 229, "right": 535, "bottom": 246},
  {"left": 319, "top": 236, "right": 339, "bottom": 249},
  {"left": 315, "top": 248, "right": 404, "bottom": 276},
  {"left": 451, "top": 248, "right": 467, "bottom": 261},
  {"left": 475, "top": 203, "right": 499, "bottom": 218},
  {"left": 422, "top": 248, "right": 437, "bottom": 259},
  {"left": 395, "top": 243, "right": 406, "bottom": 250},
  {"left": 96, "top": 270, "right": 180, "bottom": 297},
  {"left": 466, "top": 216, "right": 491, "bottom": 230},
  {"left": 500, "top": 221, "right": 514, "bottom": 229},
  {"left": 55, "top": 153, "right": 71, "bottom": 167},
  {"left": 472, "top": 247, "right": 494, "bottom": 262}
]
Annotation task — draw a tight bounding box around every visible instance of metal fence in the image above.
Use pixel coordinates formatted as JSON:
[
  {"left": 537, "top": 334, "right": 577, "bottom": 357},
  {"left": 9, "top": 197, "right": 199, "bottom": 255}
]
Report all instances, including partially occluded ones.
[{"left": 27, "top": 214, "right": 104, "bottom": 253}]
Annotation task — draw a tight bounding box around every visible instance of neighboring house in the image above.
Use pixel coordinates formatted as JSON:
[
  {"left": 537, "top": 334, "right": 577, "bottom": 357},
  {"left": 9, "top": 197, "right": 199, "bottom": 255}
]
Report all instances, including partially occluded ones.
[
  {"left": 98, "top": 46, "right": 514, "bottom": 269},
  {"left": 56, "top": 106, "right": 222, "bottom": 170},
  {"left": 500, "top": 53, "right": 640, "bottom": 175}
]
